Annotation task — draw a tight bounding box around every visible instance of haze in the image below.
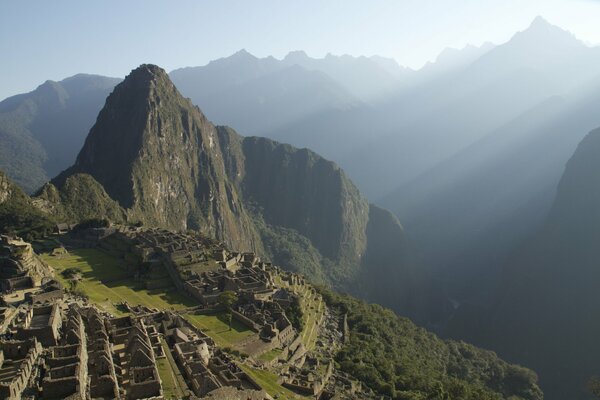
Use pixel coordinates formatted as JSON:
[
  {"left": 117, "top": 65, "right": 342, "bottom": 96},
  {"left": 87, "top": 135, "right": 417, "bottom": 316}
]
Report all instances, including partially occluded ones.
[{"left": 2, "top": 0, "right": 600, "bottom": 99}]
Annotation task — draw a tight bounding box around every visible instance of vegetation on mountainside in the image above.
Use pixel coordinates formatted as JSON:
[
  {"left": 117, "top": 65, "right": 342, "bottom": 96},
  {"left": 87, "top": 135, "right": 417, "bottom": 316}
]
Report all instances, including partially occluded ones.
[
  {"left": 0, "top": 171, "right": 56, "bottom": 240},
  {"left": 37, "top": 174, "right": 126, "bottom": 223},
  {"left": 285, "top": 295, "right": 304, "bottom": 332},
  {"left": 0, "top": 120, "right": 48, "bottom": 194},
  {"left": 252, "top": 211, "right": 330, "bottom": 284},
  {"left": 589, "top": 377, "right": 600, "bottom": 398},
  {"left": 319, "top": 288, "right": 543, "bottom": 400}
]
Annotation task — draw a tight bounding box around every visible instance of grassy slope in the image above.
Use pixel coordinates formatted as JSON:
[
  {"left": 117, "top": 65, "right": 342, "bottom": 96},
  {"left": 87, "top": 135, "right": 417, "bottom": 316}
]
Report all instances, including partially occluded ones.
[
  {"left": 40, "top": 248, "right": 194, "bottom": 314},
  {"left": 184, "top": 313, "right": 254, "bottom": 348},
  {"left": 239, "top": 364, "right": 308, "bottom": 399}
]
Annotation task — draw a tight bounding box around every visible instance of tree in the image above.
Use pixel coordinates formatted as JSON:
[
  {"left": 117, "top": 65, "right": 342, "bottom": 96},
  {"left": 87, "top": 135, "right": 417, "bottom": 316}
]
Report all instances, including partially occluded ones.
[
  {"left": 588, "top": 377, "right": 600, "bottom": 398},
  {"left": 218, "top": 291, "right": 238, "bottom": 330}
]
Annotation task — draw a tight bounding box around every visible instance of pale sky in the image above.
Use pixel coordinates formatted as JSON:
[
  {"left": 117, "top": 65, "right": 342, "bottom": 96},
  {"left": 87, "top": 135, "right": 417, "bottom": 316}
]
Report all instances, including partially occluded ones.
[{"left": 1, "top": 0, "right": 600, "bottom": 100}]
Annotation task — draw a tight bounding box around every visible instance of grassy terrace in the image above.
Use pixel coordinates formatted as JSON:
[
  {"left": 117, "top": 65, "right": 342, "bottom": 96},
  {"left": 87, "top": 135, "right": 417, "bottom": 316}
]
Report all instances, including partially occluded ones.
[
  {"left": 292, "top": 283, "right": 325, "bottom": 350},
  {"left": 184, "top": 312, "right": 255, "bottom": 348},
  {"left": 156, "top": 357, "right": 183, "bottom": 399},
  {"left": 157, "top": 339, "right": 187, "bottom": 399},
  {"left": 40, "top": 248, "right": 194, "bottom": 315},
  {"left": 272, "top": 274, "right": 325, "bottom": 350},
  {"left": 258, "top": 347, "right": 282, "bottom": 362},
  {"left": 239, "top": 364, "right": 308, "bottom": 399}
]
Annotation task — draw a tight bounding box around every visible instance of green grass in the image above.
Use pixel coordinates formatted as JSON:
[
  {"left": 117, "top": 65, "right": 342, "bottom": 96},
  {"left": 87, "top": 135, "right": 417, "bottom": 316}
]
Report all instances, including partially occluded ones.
[
  {"left": 291, "top": 284, "right": 324, "bottom": 350},
  {"left": 239, "top": 365, "right": 307, "bottom": 399},
  {"left": 156, "top": 357, "right": 183, "bottom": 399},
  {"left": 258, "top": 348, "right": 283, "bottom": 362},
  {"left": 185, "top": 312, "right": 254, "bottom": 348},
  {"left": 41, "top": 248, "right": 194, "bottom": 314}
]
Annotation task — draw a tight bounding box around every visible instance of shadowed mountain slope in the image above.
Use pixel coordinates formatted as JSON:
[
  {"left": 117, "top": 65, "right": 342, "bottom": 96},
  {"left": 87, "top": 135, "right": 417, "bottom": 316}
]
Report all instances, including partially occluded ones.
[{"left": 451, "top": 127, "right": 600, "bottom": 400}]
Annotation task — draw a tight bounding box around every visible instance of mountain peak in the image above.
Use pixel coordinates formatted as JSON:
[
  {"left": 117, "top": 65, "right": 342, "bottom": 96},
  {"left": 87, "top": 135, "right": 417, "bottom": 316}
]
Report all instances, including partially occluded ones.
[
  {"left": 230, "top": 48, "right": 256, "bottom": 60},
  {"left": 126, "top": 64, "right": 170, "bottom": 85},
  {"left": 529, "top": 15, "right": 553, "bottom": 30},
  {"left": 62, "top": 63, "right": 195, "bottom": 208},
  {"left": 284, "top": 50, "right": 310, "bottom": 62},
  {"left": 513, "top": 16, "right": 581, "bottom": 46}
]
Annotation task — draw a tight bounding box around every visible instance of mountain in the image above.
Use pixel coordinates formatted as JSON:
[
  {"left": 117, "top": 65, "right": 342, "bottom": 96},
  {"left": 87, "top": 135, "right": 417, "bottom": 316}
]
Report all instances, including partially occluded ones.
[
  {"left": 347, "top": 17, "right": 600, "bottom": 198},
  {"left": 170, "top": 50, "right": 363, "bottom": 136},
  {"left": 0, "top": 74, "right": 121, "bottom": 193},
  {"left": 377, "top": 22, "right": 600, "bottom": 303},
  {"left": 281, "top": 50, "right": 410, "bottom": 100},
  {"left": 45, "top": 64, "right": 431, "bottom": 321},
  {"left": 415, "top": 42, "right": 495, "bottom": 82},
  {"left": 0, "top": 170, "right": 55, "bottom": 240},
  {"left": 449, "top": 127, "right": 600, "bottom": 400}
]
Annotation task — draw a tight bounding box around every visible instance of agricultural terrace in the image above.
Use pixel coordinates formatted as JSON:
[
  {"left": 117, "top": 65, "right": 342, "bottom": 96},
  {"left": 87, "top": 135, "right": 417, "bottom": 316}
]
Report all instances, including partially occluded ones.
[
  {"left": 239, "top": 364, "right": 308, "bottom": 399},
  {"left": 184, "top": 312, "right": 255, "bottom": 348}
]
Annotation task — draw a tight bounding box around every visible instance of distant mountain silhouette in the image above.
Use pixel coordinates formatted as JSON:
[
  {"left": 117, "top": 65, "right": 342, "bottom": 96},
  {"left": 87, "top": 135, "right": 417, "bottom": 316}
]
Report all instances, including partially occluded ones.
[{"left": 0, "top": 74, "right": 121, "bottom": 192}]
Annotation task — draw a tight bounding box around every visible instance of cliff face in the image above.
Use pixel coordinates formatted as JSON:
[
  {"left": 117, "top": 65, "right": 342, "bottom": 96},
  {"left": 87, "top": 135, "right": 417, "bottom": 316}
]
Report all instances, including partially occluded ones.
[
  {"left": 475, "top": 127, "right": 600, "bottom": 400},
  {"left": 234, "top": 134, "right": 369, "bottom": 265},
  {"left": 49, "top": 64, "right": 426, "bottom": 319}
]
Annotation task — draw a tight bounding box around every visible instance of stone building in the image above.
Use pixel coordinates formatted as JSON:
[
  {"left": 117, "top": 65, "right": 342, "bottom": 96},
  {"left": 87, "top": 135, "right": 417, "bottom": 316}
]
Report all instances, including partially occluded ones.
[
  {"left": 42, "top": 307, "right": 88, "bottom": 399},
  {"left": 106, "top": 316, "right": 163, "bottom": 399},
  {"left": 174, "top": 339, "right": 261, "bottom": 398},
  {"left": 0, "top": 236, "right": 53, "bottom": 293},
  {"left": 0, "top": 338, "right": 42, "bottom": 400},
  {"left": 16, "top": 303, "right": 62, "bottom": 346},
  {"left": 84, "top": 307, "right": 121, "bottom": 399}
]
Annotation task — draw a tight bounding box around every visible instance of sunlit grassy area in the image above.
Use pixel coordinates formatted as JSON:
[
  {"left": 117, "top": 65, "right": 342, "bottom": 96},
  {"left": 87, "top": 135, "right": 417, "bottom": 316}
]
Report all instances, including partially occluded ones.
[
  {"left": 290, "top": 283, "right": 324, "bottom": 350},
  {"left": 258, "top": 347, "right": 282, "bottom": 362},
  {"left": 185, "top": 312, "right": 255, "bottom": 348},
  {"left": 41, "top": 248, "right": 194, "bottom": 314},
  {"left": 239, "top": 364, "right": 307, "bottom": 399},
  {"left": 156, "top": 357, "right": 183, "bottom": 400}
]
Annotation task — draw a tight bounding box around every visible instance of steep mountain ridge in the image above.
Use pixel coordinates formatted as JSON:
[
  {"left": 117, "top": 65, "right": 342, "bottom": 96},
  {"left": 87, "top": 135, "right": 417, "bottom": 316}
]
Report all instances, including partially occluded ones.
[{"left": 47, "top": 64, "right": 427, "bottom": 320}]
